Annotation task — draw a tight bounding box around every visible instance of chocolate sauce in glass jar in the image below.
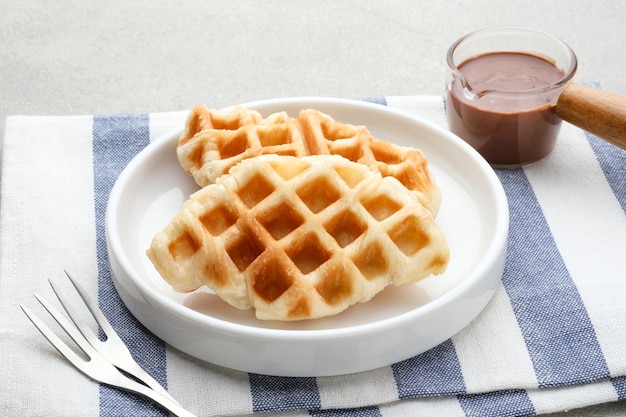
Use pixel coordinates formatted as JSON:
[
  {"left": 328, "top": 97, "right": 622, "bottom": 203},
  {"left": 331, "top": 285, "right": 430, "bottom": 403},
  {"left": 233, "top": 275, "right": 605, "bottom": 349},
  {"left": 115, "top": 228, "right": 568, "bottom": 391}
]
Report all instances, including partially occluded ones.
[{"left": 446, "top": 27, "right": 578, "bottom": 167}]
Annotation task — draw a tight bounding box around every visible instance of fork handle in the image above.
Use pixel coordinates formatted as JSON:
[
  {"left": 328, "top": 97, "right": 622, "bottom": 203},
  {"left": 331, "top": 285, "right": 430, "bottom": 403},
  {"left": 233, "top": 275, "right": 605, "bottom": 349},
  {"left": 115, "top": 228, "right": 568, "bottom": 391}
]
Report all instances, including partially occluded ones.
[{"left": 114, "top": 376, "right": 197, "bottom": 417}]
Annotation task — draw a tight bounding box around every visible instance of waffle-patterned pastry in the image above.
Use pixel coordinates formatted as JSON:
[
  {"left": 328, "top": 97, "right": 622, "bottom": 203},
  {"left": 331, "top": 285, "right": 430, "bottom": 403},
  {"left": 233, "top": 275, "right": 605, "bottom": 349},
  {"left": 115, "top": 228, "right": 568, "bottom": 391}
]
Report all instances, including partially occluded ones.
[
  {"left": 147, "top": 154, "right": 449, "bottom": 321},
  {"left": 177, "top": 105, "right": 442, "bottom": 216}
]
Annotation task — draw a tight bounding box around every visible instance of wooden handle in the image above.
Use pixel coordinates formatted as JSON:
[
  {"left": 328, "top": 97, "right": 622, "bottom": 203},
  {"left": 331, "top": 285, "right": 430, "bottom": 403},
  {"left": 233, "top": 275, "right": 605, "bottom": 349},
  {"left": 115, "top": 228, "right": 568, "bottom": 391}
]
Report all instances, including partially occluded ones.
[{"left": 555, "top": 82, "right": 626, "bottom": 150}]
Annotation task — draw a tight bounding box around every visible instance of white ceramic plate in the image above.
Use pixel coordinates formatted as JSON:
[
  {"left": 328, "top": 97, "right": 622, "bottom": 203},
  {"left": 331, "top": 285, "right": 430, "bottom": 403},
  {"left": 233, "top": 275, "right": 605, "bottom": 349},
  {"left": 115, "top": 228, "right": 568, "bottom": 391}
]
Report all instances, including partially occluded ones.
[{"left": 106, "top": 97, "right": 508, "bottom": 377}]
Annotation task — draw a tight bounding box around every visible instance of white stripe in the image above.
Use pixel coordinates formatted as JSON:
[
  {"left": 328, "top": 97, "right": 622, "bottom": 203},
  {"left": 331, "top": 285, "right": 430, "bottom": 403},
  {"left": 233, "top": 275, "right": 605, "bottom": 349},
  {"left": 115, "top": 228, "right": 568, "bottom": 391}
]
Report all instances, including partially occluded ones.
[
  {"left": 166, "top": 353, "right": 254, "bottom": 416},
  {"left": 525, "top": 122, "right": 626, "bottom": 377},
  {"left": 452, "top": 286, "right": 539, "bottom": 392},
  {"left": 0, "top": 115, "right": 100, "bottom": 416},
  {"left": 387, "top": 96, "right": 540, "bottom": 393},
  {"left": 317, "top": 365, "right": 399, "bottom": 409},
  {"left": 386, "top": 95, "right": 448, "bottom": 129},
  {"left": 528, "top": 379, "right": 618, "bottom": 415},
  {"left": 148, "top": 113, "right": 255, "bottom": 416},
  {"left": 148, "top": 110, "right": 188, "bottom": 143}
]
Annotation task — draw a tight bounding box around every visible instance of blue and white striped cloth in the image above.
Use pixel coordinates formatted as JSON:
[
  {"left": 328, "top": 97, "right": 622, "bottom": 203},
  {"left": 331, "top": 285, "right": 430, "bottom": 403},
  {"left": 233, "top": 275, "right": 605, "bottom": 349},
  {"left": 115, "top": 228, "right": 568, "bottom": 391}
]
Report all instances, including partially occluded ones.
[{"left": 2, "top": 92, "right": 626, "bottom": 417}]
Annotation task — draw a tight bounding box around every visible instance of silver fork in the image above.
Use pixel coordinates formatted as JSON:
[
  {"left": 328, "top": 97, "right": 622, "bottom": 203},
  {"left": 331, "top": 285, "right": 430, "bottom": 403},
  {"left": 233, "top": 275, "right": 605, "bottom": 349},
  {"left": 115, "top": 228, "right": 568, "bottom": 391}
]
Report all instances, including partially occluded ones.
[
  {"left": 20, "top": 271, "right": 197, "bottom": 417},
  {"left": 55, "top": 270, "right": 177, "bottom": 402}
]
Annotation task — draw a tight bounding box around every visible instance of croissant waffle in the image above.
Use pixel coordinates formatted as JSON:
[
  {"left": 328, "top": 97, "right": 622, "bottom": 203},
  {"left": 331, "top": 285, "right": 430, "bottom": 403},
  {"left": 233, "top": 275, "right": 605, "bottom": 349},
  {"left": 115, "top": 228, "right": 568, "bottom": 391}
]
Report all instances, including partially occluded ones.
[
  {"left": 177, "top": 105, "right": 442, "bottom": 216},
  {"left": 147, "top": 154, "right": 449, "bottom": 321}
]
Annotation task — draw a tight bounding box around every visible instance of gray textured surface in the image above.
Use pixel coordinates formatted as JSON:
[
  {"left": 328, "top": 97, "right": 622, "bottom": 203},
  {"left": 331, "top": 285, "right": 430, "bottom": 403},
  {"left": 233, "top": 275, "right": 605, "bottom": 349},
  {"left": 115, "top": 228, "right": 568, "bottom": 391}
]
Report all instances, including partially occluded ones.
[{"left": 2, "top": 1, "right": 626, "bottom": 415}]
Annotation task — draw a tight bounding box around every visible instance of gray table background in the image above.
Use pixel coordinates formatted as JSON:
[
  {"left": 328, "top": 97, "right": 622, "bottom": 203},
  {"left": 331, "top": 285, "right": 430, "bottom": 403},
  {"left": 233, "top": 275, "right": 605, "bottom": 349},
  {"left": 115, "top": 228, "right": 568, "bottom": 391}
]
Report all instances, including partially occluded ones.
[{"left": 2, "top": 1, "right": 625, "bottom": 415}]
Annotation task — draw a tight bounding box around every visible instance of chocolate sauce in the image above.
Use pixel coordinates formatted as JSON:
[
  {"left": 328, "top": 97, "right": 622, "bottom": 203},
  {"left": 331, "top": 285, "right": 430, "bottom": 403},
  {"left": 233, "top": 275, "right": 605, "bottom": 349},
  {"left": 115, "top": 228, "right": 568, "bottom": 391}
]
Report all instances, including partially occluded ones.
[{"left": 447, "top": 52, "right": 566, "bottom": 166}]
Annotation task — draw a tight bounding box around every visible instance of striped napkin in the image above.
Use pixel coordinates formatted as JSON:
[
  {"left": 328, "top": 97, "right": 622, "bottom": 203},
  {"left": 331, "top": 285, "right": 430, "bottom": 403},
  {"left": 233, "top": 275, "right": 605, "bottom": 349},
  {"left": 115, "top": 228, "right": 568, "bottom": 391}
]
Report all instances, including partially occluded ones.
[{"left": 2, "top": 92, "right": 626, "bottom": 417}]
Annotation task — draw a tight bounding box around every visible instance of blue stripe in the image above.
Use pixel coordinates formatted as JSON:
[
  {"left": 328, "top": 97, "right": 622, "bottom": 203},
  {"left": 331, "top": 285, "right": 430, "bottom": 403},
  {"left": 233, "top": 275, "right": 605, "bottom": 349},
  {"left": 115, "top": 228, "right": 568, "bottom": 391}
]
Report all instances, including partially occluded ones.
[
  {"left": 581, "top": 82, "right": 626, "bottom": 210},
  {"left": 249, "top": 373, "right": 321, "bottom": 413},
  {"left": 496, "top": 168, "right": 610, "bottom": 387},
  {"left": 310, "top": 405, "right": 382, "bottom": 417},
  {"left": 580, "top": 85, "right": 626, "bottom": 402},
  {"left": 587, "top": 128, "right": 626, "bottom": 414},
  {"left": 360, "top": 96, "right": 388, "bottom": 106},
  {"left": 392, "top": 339, "right": 466, "bottom": 397},
  {"left": 458, "top": 389, "right": 535, "bottom": 417},
  {"left": 586, "top": 132, "right": 626, "bottom": 215},
  {"left": 92, "top": 114, "right": 169, "bottom": 416},
  {"left": 612, "top": 376, "right": 626, "bottom": 400}
]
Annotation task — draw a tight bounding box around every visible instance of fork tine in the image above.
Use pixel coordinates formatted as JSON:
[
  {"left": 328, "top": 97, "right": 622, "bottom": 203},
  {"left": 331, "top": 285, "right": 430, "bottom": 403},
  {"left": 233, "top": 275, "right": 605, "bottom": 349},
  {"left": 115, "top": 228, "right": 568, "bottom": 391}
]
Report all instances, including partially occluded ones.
[
  {"left": 20, "top": 303, "right": 90, "bottom": 376},
  {"left": 59, "top": 270, "right": 178, "bottom": 404},
  {"left": 61, "top": 270, "right": 122, "bottom": 344},
  {"left": 33, "top": 293, "right": 97, "bottom": 357},
  {"left": 48, "top": 278, "right": 102, "bottom": 348}
]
